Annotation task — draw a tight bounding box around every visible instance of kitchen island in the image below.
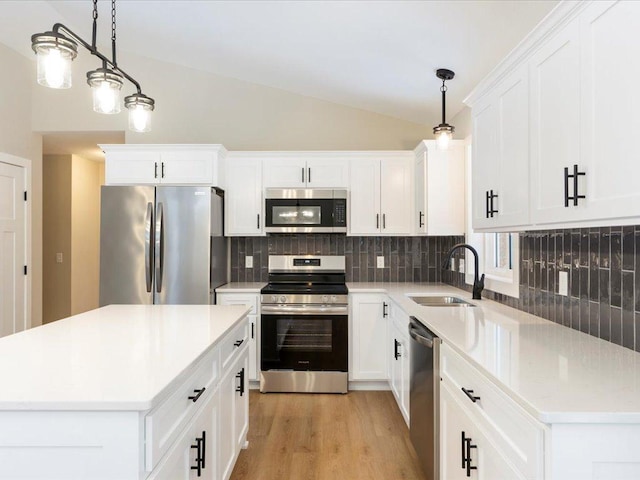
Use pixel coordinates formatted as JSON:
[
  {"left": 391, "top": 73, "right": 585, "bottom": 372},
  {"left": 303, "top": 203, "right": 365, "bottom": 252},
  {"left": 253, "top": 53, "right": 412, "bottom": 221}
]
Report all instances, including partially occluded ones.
[{"left": 0, "top": 304, "right": 251, "bottom": 480}]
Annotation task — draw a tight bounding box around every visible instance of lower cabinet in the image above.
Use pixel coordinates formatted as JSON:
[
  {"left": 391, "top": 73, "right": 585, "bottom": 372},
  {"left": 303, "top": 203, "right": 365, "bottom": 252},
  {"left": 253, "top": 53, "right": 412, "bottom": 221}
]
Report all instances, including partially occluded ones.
[
  {"left": 218, "top": 353, "right": 249, "bottom": 480},
  {"left": 388, "top": 301, "right": 410, "bottom": 426},
  {"left": 349, "top": 293, "right": 389, "bottom": 381}
]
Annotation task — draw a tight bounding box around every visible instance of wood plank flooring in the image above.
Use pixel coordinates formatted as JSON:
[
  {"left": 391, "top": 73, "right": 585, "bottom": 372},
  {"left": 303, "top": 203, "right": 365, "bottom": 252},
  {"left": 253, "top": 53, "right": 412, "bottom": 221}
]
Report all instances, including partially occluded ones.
[{"left": 230, "top": 390, "right": 427, "bottom": 480}]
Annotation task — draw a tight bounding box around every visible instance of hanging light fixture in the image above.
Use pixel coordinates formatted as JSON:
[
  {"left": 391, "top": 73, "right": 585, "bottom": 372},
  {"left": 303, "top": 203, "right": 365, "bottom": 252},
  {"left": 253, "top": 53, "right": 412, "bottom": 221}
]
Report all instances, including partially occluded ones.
[
  {"left": 433, "top": 68, "right": 455, "bottom": 150},
  {"left": 31, "top": 0, "right": 155, "bottom": 132}
]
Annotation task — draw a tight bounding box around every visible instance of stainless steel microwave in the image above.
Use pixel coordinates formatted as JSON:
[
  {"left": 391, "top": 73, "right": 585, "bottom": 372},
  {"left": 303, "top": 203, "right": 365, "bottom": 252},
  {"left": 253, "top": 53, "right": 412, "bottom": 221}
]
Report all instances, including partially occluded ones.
[{"left": 264, "top": 189, "right": 347, "bottom": 233}]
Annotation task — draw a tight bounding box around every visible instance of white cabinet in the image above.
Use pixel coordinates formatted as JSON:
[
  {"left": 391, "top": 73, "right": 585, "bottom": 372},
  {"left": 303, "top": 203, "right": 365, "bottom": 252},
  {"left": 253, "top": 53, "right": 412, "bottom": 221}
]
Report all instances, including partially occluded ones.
[
  {"left": 529, "top": 16, "right": 582, "bottom": 226},
  {"left": 102, "top": 145, "right": 225, "bottom": 186},
  {"left": 224, "top": 155, "right": 264, "bottom": 236},
  {"left": 388, "top": 301, "right": 410, "bottom": 425},
  {"left": 219, "top": 352, "right": 249, "bottom": 480},
  {"left": 262, "top": 156, "right": 349, "bottom": 188},
  {"left": 349, "top": 155, "right": 413, "bottom": 236},
  {"left": 349, "top": 293, "right": 389, "bottom": 381},
  {"left": 217, "top": 293, "right": 260, "bottom": 382},
  {"left": 471, "top": 64, "right": 530, "bottom": 231},
  {"left": 414, "top": 140, "right": 465, "bottom": 235}
]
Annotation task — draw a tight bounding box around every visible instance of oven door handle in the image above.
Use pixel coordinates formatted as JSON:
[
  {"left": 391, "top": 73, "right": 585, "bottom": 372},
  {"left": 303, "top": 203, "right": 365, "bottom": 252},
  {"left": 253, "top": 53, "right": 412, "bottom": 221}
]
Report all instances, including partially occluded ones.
[{"left": 261, "top": 305, "right": 348, "bottom": 315}]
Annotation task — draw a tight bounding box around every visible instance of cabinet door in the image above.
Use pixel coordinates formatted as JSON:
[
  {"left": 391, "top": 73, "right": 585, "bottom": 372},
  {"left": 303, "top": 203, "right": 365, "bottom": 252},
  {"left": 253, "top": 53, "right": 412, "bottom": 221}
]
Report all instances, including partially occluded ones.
[
  {"left": 105, "top": 150, "right": 159, "bottom": 185},
  {"left": 348, "top": 159, "right": 381, "bottom": 235},
  {"left": 380, "top": 157, "right": 413, "bottom": 235},
  {"left": 219, "top": 352, "right": 249, "bottom": 480},
  {"left": 441, "top": 383, "right": 526, "bottom": 480},
  {"left": 225, "top": 157, "right": 264, "bottom": 236},
  {"left": 350, "top": 294, "right": 388, "bottom": 380},
  {"left": 399, "top": 332, "right": 410, "bottom": 425},
  {"left": 150, "top": 391, "right": 217, "bottom": 480},
  {"left": 579, "top": 0, "right": 640, "bottom": 222},
  {"left": 306, "top": 158, "right": 349, "bottom": 188},
  {"left": 471, "top": 95, "right": 498, "bottom": 229},
  {"left": 262, "top": 158, "right": 306, "bottom": 188},
  {"left": 160, "top": 150, "right": 215, "bottom": 185},
  {"left": 530, "top": 17, "right": 582, "bottom": 225}
]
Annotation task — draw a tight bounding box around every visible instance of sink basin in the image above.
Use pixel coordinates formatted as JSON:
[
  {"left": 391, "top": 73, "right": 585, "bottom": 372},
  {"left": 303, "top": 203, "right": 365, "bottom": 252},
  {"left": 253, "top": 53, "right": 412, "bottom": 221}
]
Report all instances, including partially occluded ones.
[{"left": 408, "top": 295, "right": 475, "bottom": 307}]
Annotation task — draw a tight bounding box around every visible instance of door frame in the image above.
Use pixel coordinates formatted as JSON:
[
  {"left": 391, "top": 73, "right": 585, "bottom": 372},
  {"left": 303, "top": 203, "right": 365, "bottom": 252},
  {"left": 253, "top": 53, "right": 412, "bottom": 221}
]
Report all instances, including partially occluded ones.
[{"left": 0, "top": 152, "right": 32, "bottom": 331}]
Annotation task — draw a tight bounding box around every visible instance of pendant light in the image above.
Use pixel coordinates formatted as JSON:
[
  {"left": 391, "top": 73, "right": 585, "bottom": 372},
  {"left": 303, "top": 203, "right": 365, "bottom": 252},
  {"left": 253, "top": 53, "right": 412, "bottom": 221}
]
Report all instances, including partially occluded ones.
[
  {"left": 433, "top": 68, "right": 455, "bottom": 150},
  {"left": 31, "top": 0, "right": 155, "bottom": 132}
]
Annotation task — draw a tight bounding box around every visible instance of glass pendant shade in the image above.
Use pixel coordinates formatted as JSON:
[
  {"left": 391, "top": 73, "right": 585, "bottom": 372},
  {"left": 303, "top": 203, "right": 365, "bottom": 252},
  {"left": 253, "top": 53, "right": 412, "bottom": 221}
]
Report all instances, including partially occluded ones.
[
  {"left": 125, "top": 93, "right": 155, "bottom": 132},
  {"left": 434, "top": 124, "right": 454, "bottom": 150},
  {"left": 87, "top": 68, "right": 123, "bottom": 114},
  {"left": 31, "top": 32, "right": 77, "bottom": 89}
]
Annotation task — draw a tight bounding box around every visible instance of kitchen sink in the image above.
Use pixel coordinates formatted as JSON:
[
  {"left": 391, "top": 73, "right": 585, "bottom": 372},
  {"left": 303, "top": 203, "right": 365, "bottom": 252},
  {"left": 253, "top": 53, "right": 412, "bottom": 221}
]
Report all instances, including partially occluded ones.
[{"left": 407, "top": 295, "right": 475, "bottom": 307}]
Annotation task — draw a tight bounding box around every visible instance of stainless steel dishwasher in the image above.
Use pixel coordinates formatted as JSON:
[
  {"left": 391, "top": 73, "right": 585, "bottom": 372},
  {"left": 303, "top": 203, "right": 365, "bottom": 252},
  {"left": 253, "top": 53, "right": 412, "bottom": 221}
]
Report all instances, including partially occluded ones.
[{"left": 409, "top": 316, "right": 441, "bottom": 480}]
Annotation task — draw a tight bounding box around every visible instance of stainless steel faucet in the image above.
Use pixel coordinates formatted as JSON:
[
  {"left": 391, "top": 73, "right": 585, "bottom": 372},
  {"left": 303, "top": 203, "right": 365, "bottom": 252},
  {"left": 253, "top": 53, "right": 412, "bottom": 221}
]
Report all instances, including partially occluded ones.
[{"left": 442, "top": 243, "right": 485, "bottom": 300}]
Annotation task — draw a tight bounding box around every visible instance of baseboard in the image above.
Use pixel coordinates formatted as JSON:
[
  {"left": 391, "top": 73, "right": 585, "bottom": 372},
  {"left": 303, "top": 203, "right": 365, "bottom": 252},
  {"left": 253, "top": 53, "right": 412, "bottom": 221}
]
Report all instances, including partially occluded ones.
[{"left": 348, "top": 381, "right": 390, "bottom": 391}]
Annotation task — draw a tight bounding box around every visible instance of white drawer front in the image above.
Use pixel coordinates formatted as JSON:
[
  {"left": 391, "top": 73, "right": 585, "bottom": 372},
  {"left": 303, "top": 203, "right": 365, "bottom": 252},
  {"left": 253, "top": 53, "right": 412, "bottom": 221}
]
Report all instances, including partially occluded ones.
[
  {"left": 217, "top": 294, "right": 258, "bottom": 314},
  {"left": 220, "top": 319, "right": 250, "bottom": 371},
  {"left": 145, "top": 347, "right": 219, "bottom": 471},
  {"left": 441, "top": 343, "right": 544, "bottom": 479}
]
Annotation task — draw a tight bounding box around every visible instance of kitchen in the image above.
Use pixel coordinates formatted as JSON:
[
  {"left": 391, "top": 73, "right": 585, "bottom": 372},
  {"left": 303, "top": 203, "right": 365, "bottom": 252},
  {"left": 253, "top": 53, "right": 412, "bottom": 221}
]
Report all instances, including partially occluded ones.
[{"left": 1, "top": 0, "right": 640, "bottom": 479}]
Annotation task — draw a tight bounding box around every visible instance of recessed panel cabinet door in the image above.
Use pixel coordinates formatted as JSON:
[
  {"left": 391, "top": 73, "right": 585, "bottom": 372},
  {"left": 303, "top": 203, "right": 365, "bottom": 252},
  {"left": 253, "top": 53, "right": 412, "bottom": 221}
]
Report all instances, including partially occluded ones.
[
  {"left": 350, "top": 294, "right": 387, "bottom": 380},
  {"left": 305, "top": 158, "right": 350, "bottom": 188},
  {"left": 471, "top": 96, "right": 498, "bottom": 230},
  {"left": 579, "top": 0, "right": 640, "bottom": 222},
  {"left": 349, "top": 159, "right": 381, "bottom": 235},
  {"left": 380, "top": 158, "right": 413, "bottom": 234},
  {"left": 225, "top": 157, "right": 263, "bottom": 236},
  {"left": 262, "top": 158, "right": 306, "bottom": 188},
  {"left": 529, "top": 17, "right": 582, "bottom": 225}
]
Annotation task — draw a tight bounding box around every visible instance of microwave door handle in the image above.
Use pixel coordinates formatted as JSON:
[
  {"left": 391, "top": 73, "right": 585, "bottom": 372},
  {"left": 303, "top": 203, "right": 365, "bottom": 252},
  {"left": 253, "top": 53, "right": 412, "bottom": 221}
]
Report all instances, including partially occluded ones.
[{"left": 144, "top": 202, "right": 154, "bottom": 292}]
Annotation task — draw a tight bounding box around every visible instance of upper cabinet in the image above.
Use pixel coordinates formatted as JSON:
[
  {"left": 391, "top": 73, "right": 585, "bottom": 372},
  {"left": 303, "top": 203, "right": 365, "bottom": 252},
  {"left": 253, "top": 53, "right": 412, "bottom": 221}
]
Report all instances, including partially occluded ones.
[
  {"left": 262, "top": 155, "right": 349, "bottom": 188},
  {"left": 349, "top": 154, "right": 413, "bottom": 236},
  {"left": 102, "top": 144, "right": 225, "bottom": 186},
  {"left": 466, "top": 0, "right": 640, "bottom": 231},
  {"left": 415, "top": 140, "right": 465, "bottom": 235},
  {"left": 224, "top": 154, "right": 264, "bottom": 236}
]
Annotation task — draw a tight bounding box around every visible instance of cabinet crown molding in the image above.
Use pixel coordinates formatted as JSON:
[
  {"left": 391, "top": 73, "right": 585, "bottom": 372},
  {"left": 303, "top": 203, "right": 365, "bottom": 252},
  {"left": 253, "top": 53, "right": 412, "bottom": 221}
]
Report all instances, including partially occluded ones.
[{"left": 464, "top": 0, "right": 589, "bottom": 107}]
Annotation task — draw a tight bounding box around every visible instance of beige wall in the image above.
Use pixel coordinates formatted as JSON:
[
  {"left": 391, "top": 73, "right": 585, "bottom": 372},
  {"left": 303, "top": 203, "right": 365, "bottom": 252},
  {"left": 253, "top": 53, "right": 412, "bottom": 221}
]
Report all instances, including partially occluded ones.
[
  {"left": 70, "top": 155, "right": 103, "bottom": 315},
  {"left": 32, "top": 52, "right": 432, "bottom": 150},
  {"left": 43, "top": 155, "right": 71, "bottom": 323},
  {"left": 451, "top": 106, "right": 472, "bottom": 140},
  {"left": 0, "top": 43, "right": 43, "bottom": 327}
]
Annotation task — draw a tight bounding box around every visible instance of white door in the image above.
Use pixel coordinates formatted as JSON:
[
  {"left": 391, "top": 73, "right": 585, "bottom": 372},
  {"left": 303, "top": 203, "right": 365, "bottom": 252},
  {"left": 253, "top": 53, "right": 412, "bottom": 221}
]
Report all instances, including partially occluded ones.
[
  {"left": 529, "top": 17, "right": 582, "bottom": 225},
  {"left": 379, "top": 157, "right": 413, "bottom": 235},
  {"left": 350, "top": 294, "right": 388, "bottom": 380},
  {"left": 0, "top": 161, "right": 26, "bottom": 337},
  {"left": 348, "top": 159, "right": 381, "bottom": 235},
  {"left": 305, "top": 158, "right": 350, "bottom": 188},
  {"left": 104, "top": 150, "right": 159, "bottom": 185},
  {"left": 225, "top": 157, "right": 263, "bottom": 236},
  {"left": 262, "top": 158, "right": 306, "bottom": 188}
]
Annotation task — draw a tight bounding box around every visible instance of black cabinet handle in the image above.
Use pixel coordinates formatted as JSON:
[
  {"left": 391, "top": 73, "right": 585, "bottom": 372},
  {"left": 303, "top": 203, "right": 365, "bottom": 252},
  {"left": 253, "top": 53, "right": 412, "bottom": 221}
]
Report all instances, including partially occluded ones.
[
  {"left": 251, "top": 322, "right": 254, "bottom": 339},
  {"left": 301, "top": 167, "right": 305, "bottom": 183},
  {"left": 234, "top": 339, "right": 244, "bottom": 347},
  {"left": 485, "top": 190, "right": 490, "bottom": 218},
  {"left": 489, "top": 190, "right": 498, "bottom": 217},
  {"left": 236, "top": 368, "right": 245, "bottom": 396},
  {"left": 188, "top": 387, "right": 206, "bottom": 403},
  {"left": 257, "top": 213, "right": 260, "bottom": 230},
  {"left": 465, "top": 436, "right": 477, "bottom": 477},
  {"left": 394, "top": 339, "right": 401, "bottom": 360},
  {"left": 461, "top": 431, "right": 467, "bottom": 469},
  {"left": 564, "top": 164, "right": 586, "bottom": 207},
  {"left": 376, "top": 213, "right": 379, "bottom": 229},
  {"left": 154, "top": 162, "right": 158, "bottom": 179},
  {"left": 190, "top": 430, "right": 206, "bottom": 477},
  {"left": 462, "top": 387, "right": 480, "bottom": 403},
  {"left": 161, "top": 162, "right": 165, "bottom": 178},
  {"left": 308, "top": 167, "right": 311, "bottom": 184},
  {"left": 382, "top": 302, "right": 388, "bottom": 318},
  {"left": 419, "top": 211, "right": 424, "bottom": 228},
  {"left": 382, "top": 213, "right": 386, "bottom": 229}
]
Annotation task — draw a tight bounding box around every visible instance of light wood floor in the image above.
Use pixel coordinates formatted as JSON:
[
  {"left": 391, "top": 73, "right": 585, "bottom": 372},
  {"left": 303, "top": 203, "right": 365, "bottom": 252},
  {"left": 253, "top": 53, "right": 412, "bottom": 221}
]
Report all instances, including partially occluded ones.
[{"left": 230, "top": 390, "right": 427, "bottom": 480}]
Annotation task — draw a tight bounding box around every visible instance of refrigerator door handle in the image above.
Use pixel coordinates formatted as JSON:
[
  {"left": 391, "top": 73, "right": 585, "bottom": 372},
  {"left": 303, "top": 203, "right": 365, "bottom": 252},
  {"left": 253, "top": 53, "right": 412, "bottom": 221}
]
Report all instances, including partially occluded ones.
[
  {"left": 145, "top": 202, "right": 154, "bottom": 292},
  {"left": 155, "top": 202, "right": 164, "bottom": 293}
]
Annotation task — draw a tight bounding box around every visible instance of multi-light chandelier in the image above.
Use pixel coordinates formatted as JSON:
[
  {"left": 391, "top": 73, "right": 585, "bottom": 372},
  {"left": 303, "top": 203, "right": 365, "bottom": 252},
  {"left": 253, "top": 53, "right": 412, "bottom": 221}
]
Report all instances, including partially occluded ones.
[
  {"left": 433, "top": 68, "right": 455, "bottom": 150},
  {"left": 30, "top": 0, "right": 155, "bottom": 132}
]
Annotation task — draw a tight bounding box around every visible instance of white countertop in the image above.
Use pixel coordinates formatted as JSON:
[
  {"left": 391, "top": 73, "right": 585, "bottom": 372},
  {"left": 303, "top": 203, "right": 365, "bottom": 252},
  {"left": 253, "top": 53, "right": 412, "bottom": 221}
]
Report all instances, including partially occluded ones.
[
  {"left": 216, "top": 282, "right": 265, "bottom": 293},
  {"left": 0, "top": 304, "right": 250, "bottom": 411},
  {"left": 349, "top": 282, "right": 640, "bottom": 424}
]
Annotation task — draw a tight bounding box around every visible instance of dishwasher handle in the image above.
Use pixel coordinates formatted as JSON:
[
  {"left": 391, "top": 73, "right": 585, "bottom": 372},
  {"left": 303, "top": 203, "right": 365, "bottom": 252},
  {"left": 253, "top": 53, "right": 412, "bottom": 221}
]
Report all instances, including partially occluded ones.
[{"left": 408, "top": 318, "right": 435, "bottom": 348}]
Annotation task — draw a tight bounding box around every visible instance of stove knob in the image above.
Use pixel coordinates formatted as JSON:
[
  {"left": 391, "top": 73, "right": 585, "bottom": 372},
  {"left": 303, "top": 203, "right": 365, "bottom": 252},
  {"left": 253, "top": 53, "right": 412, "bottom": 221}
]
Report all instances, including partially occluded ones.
[
  {"left": 322, "top": 295, "right": 329, "bottom": 304},
  {"left": 279, "top": 295, "right": 287, "bottom": 304},
  {"left": 330, "top": 295, "right": 337, "bottom": 303}
]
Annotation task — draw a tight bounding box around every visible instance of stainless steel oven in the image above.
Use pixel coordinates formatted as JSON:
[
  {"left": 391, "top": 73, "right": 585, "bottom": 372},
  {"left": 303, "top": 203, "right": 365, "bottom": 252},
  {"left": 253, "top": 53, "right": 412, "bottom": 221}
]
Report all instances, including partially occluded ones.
[
  {"left": 264, "top": 189, "right": 347, "bottom": 233},
  {"left": 260, "top": 256, "right": 348, "bottom": 393}
]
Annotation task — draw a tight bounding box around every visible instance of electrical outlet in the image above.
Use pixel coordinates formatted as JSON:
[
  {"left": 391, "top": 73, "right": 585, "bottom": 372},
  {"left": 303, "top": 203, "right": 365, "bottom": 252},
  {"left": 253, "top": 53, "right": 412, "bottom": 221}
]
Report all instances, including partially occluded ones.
[
  {"left": 458, "top": 260, "right": 465, "bottom": 273},
  {"left": 377, "top": 256, "right": 385, "bottom": 268},
  {"left": 450, "top": 258, "right": 456, "bottom": 271},
  {"left": 56, "top": 253, "right": 63, "bottom": 263},
  {"left": 245, "top": 256, "right": 253, "bottom": 268},
  {"left": 558, "top": 271, "right": 568, "bottom": 296}
]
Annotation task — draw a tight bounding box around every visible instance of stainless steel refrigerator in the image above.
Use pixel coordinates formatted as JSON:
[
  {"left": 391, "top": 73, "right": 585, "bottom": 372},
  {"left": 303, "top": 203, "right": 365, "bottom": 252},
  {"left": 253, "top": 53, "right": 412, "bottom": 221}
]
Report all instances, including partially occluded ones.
[{"left": 99, "top": 186, "right": 227, "bottom": 306}]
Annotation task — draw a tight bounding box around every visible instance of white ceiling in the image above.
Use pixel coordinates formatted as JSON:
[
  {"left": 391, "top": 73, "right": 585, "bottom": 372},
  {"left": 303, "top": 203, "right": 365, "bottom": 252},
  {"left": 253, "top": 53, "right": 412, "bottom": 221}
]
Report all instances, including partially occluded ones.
[{"left": 2, "top": 0, "right": 557, "bottom": 135}]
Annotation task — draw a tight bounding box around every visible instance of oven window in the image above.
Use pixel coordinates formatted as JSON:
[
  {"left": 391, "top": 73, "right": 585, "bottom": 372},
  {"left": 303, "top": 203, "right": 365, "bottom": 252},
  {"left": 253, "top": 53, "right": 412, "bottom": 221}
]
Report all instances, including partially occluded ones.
[
  {"left": 277, "top": 318, "right": 332, "bottom": 352},
  {"left": 272, "top": 206, "right": 321, "bottom": 225}
]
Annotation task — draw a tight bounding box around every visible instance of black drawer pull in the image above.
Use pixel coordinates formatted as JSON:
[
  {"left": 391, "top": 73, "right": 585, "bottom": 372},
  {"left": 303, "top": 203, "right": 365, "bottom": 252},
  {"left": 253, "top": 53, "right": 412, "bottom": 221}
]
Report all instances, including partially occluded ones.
[
  {"left": 234, "top": 339, "right": 244, "bottom": 347},
  {"left": 462, "top": 387, "right": 480, "bottom": 403},
  {"left": 564, "top": 164, "right": 586, "bottom": 207},
  {"left": 465, "top": 436, "right": 478, "bottom": 477},
  {"left": 461, "top": 431, "right": 467, "bottom": 469},
  {"left": 419, "top": 211, "right": 425, "bottom": 228},
  {"left": 394, "top": 339, "right": 401, "bottom": 360},
  {"left": 236, "top": 368, "right": 245, "bottom": 396},
  {"left": 382, "top": 302, "right": 388, "bottom": 318},
  {"left": 188, "top": 387, "right": 206, "bottom": 403},
  {"left": 190, "top": 430, "right": 206, "bottom": 476}
]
